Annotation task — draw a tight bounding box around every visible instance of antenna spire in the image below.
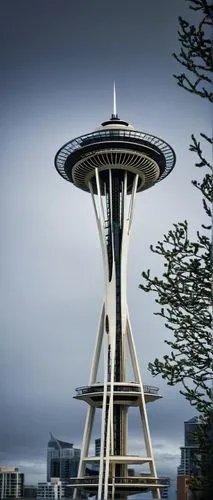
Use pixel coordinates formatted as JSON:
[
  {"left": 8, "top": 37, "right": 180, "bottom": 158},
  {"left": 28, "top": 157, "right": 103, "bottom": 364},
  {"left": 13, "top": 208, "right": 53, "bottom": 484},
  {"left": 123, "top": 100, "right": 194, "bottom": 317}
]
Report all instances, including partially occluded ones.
[
  {"left": 111, "top": 82, "right": 118, "bottom": 119},
  {"left": 113, "top": 82, "right": 117, "bottom": 116}
]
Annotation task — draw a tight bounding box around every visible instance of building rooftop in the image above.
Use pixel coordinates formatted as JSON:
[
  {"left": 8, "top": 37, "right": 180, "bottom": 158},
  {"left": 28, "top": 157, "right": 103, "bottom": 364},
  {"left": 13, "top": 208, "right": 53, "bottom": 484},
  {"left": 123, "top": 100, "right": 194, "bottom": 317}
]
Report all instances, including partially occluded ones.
[{"left": 48, "top": 432, "right": 73, "bottom": 449}]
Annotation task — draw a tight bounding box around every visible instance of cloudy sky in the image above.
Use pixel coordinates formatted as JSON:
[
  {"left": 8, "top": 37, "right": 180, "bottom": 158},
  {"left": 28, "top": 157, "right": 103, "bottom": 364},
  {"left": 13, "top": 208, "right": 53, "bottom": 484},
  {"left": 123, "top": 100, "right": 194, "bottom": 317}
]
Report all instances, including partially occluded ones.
[{"left": 0, "top": 0, "right": 211, "bottom": 496}]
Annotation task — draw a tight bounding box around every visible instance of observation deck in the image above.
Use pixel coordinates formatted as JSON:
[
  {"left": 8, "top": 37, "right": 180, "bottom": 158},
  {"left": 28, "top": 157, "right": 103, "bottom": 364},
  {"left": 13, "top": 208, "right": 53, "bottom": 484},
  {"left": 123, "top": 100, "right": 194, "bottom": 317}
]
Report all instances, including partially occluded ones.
[
  {"left": 54, "top": 116, "right": 176, "bottom": 193},
  {"left": 74, "top": 382, "right": 161, "bottom": 406}
]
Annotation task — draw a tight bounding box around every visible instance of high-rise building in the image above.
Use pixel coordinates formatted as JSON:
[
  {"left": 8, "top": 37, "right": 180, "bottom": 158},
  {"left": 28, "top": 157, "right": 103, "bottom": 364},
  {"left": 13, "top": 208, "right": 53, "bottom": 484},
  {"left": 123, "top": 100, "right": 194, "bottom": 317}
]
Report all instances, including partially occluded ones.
[
  {"left": 0, "top": 467, "right": 24, "bottom": 498},
  {"left": 178, "top": 417, "right": 199, "bottom": 476},
  {"left": 47, "top": 433, "right": 80, "bottom": 483},
  {"left": 54, "top": 91, "right": 176, "bottom": 499},
  {"left": 37, "top": 478, "right": 64, "bottom": 500},
  {"left": 177, "top": 417, "right": 200, "bottom": 500},
  {"left": 185, "top": 417, "right": 199, "bottom": 448}
]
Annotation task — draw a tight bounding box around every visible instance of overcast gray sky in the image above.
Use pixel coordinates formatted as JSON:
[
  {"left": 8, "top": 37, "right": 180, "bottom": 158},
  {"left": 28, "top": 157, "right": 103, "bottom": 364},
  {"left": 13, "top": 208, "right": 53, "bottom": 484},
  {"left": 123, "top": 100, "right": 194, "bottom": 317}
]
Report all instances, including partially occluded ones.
[{"left": 0, "top": 1, "right": 211, "bottom": 496}]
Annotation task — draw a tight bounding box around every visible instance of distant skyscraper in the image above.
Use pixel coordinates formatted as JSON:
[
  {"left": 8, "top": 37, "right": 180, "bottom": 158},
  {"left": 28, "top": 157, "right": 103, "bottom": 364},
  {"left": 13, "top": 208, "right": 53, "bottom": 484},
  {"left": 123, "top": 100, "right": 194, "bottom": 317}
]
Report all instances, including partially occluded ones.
[
  {"left": 177, "top": 417, "right": 199, "bottom": 476},
  {"left": 47, "top": 433, "right": 80, "bottom": 483},
  {"left": 184, "top": 417, "right": 199, "bottom": 448},
  {"left": 0, "top": 467, "right": 24, "bottom": 498},
  {"left": 177, "top": 417, "right": 200, "bottom": 500}
]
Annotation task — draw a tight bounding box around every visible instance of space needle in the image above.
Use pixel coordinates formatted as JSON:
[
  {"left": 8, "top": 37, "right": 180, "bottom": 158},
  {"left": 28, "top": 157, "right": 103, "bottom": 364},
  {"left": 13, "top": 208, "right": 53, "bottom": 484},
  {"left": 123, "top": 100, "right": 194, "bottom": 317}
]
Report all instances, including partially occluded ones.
[{"left": 54, "top": 87, "right": 176, "bottom": 499}]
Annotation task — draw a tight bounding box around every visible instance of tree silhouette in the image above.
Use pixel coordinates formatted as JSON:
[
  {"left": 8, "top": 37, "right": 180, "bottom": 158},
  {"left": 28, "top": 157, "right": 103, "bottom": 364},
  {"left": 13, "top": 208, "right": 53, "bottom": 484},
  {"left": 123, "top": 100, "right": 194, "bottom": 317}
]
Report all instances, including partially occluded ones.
[{"left": 139, "top": 1, "right": 213, "bottom": 497}]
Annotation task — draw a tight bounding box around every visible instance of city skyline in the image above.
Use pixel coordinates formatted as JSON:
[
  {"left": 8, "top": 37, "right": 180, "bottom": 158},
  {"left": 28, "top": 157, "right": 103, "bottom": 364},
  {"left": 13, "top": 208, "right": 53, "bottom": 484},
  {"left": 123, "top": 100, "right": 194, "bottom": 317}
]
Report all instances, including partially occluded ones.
[
  {"left": 0, "top": 435, "right": 173, "bottom": 499},
  {"left": 0, "top": 0, "right": 210, "bottom": 494}
]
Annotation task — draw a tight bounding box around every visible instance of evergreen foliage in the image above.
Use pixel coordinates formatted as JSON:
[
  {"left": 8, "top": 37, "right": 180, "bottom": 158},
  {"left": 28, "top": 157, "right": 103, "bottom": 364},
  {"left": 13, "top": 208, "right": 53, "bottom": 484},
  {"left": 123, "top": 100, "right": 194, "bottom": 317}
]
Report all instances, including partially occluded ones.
[{"left": 139, "top": 1, "right": 213, "bottom": 497}]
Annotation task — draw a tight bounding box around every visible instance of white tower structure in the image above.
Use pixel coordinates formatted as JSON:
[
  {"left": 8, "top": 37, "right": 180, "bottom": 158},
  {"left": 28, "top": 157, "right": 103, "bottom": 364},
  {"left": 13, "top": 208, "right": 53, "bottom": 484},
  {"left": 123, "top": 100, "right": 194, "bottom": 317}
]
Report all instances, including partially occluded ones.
[{"left": 54, "top": 96, "right": 176, "bottom": 499}]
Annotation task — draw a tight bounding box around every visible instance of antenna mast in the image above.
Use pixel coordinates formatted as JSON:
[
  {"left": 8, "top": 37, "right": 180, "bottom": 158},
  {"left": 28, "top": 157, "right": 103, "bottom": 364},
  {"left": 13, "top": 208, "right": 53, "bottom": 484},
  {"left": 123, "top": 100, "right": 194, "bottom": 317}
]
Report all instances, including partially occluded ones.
[{"left": 112, "top": 82, "right": 118, "bottom": 118}]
